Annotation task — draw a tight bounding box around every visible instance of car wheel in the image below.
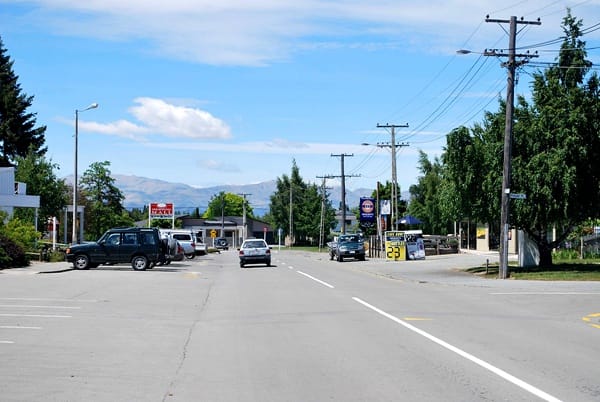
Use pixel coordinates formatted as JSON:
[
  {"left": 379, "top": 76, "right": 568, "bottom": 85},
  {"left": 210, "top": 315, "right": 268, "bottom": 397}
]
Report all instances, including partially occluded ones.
[
  {"left": 240, "top": 262, "right": 245, "bottom": 268},
  {"left": 336, "top": 254, "right": 343, "bottom": 262},
  {"left": 131, "top": 255, "right": 148, "bottom": 271},
  {"left": 266, "top": 260, "right": 271, "bottom": 267},
  {"left": 73, "top": 255, "right": 90, "bottom": 270},
  {"left": 185, "top": 253, "right": 195, "bottom": 260}
]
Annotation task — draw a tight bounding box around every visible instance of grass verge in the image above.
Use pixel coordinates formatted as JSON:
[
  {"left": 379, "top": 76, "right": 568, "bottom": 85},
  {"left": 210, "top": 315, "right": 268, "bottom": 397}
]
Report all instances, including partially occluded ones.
[{"left": 465, "top": 259, "right": 600, "bottom": 280}]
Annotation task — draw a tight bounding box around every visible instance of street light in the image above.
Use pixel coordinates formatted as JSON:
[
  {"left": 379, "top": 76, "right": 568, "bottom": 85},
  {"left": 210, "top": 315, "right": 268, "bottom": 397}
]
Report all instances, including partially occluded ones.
[{"left": 72, "top": 102, "right": 98, "bottom": 244}]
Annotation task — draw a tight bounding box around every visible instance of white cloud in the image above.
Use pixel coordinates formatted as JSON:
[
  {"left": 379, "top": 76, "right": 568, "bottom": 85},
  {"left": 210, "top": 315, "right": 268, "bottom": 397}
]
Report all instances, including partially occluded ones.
[
  {"left": 10, "top": 1, "right": 595, "bottom": 66},
  {"left": 129, "top": 97, "right": 231, "bottom": 139},
  {"left": 83, "top": 97, "right": 231, "bottom": 140},
  {"left": 197, "top": 159, "right": 240, "bottom": 173}
]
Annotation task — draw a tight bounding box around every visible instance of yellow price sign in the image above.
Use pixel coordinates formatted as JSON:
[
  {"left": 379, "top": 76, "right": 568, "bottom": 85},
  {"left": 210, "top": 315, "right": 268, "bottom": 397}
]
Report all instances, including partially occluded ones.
[
  {"left": 385, "top": 242, "right": 406, "bottom": 261},
  {"left": 210, "top": 229, "right": 217, "bottom": 238}
]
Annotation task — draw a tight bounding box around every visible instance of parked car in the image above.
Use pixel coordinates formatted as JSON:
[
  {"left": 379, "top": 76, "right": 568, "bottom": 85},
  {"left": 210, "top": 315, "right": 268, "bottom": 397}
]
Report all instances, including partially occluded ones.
[
  {"left": 238, "top": 238, "right": 271, "bottom": 267},
  {"left": 195, "top": 232, "right": 208, "bottom": 255},
  {"left": 159, "top": 229, "right": 196, "bottom": 259},
  {"left": 65, "top": 227, "right": 164, "bottom": 271},
  {"left": 214, "top": 237, "right": 229, "bottom": 250},
  {"left": 328, "top": 233, "right": 365, "bottom": 262}
]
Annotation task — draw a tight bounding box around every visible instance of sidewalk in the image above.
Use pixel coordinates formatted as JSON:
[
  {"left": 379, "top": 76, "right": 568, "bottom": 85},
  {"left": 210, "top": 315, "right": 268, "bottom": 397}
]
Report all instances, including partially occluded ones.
[{"left": 1, "top": 260, "right": 74, "bottom": 275}]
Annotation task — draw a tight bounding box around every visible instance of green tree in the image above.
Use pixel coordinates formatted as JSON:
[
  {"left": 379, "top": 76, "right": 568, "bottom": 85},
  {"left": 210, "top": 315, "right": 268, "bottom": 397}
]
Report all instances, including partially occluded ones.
[
  {"left": 268, "top": 160, "right": 336, "bottom": 245},
  {"left": 510, "top": 10, "right": 600, "bottom": 266},
  {"left": 407, "top": 150, "right": 449, "bottom": 234},
  {"left": 0, "top": 36, "right": 46, "bottom": 166},
  {"left": 203, "top": 192, "right": 253, "bottom": 219},
  {"left": 14, "top": 148, "right": 68, "bottom": 232},
  {"left": 374, "top": 181, "right": 407, "bottom": 231},
  {"left": 80, "top": 161, "right": 133, "bottom": 240},
  {"left": 440, "top": 11, "right": 599, "bottom": 266}
]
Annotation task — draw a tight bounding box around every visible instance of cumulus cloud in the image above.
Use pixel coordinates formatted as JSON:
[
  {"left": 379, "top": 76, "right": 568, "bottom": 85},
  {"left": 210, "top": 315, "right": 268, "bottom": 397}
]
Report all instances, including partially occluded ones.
[
  {"left": 84, "top": 97, "right": 231, "bottom": 141},
  {"left": 129, "top": 97, "right": 231, "bottom": 139}
]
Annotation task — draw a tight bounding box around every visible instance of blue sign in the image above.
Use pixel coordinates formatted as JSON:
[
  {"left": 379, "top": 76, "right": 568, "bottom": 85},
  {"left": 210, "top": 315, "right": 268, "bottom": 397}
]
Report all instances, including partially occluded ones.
[{"left": 359, "top": 197, "right": 376, "bottom": 226}]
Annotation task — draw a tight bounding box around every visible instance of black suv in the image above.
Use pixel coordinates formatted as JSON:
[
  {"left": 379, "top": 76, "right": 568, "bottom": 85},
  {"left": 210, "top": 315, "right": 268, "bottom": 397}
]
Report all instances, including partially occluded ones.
[
  {"left": 65, "top": 227, "right": 164, "bottom": 271},
  {"left": 214, "top": 237, "right": 229, "bottom": 250}
]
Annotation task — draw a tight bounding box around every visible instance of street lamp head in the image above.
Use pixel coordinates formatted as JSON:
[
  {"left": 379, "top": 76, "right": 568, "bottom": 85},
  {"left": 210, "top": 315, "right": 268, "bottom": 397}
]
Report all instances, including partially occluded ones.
[
  {"left": 78, "top": 103, "right": 99, "bottom": 113},
  {"left": 456, "top": 49, "right": 472, "bottom": 55}
]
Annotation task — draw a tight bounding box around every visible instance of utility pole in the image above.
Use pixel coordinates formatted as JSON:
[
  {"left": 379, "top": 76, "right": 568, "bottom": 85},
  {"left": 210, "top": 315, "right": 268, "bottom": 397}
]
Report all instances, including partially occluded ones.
[
  {"left": 238, "top": 193, "right": 251, "bottom": 241},
  {"left": 485, "top": 15, "right": 540, "bottom": 279},
  {"left": 328, "top": 154, "right": 360, "bottom": 234},
  {"left": 289, "top": 184, "right": 293, "bottom": 246},
  {"left": 316, "top": 177, "right": 333, "bottom": 251},
  {"left": 376, "top": 124, "right": 409, "bottom": 230}
]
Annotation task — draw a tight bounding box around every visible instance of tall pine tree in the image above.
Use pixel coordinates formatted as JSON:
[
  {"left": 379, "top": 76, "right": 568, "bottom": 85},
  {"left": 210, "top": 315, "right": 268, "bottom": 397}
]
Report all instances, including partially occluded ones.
[{"left": 0, "top": 36, "right": 46, "bottom": 166}]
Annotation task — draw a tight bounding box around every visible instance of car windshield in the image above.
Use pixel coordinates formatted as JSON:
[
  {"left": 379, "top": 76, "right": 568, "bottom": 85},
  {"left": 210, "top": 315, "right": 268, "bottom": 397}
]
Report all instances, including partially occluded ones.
[
  {"left": 339, "top": 235, "right": 358, "bottom": 243},
  {"left": 244, "top": 240, "right": 266, "bottom": 248}
]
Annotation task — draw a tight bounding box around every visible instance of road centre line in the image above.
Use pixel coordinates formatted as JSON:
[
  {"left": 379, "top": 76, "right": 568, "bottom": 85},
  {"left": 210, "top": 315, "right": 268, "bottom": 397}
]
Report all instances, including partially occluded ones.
[
  {"left": 0, "top": 326, "right": 42, "bottom": 329},
  {"left": 0, "top": 304, "right": 81, "bottom": 309},
  {"left": 491, "top": 292, "right": 600, "bottom": 295},
  {"left": 0, "top": 313, "right": 71, "bottom": 318},
  {"left": 0, "top": 297, "right": 97, "bottom": 303},
  {"left": 297, "top": 271, "right": 335, "bottom": 289},
  {"left": 0, "top": 341, "right": 15, "bottom": 344},
  {"left": 352, "top": 297, "right": 562, "bottom": 402}
]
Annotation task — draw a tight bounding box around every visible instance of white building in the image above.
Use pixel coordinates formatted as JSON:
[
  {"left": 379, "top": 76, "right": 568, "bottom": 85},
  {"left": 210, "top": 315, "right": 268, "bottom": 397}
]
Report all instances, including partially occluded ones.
[{"left": 0, "top": 167, "right": 40, "bottom": 228}]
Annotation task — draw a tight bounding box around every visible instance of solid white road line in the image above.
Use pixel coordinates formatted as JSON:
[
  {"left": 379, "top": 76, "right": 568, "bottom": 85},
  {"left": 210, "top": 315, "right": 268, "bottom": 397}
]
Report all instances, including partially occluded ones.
[
  {"left": 297, "top": 271, "right": 335, "bottom": 289},
  {"left": 353, "top": 297, "right": 562, "bottom": 402},
  {"left": 0, "top": 305, "right": 81, "bottom": 309},
  {"left": 491, "top": 292, "right": 600, "bottom": 295},
  {"left": 0, "top": 341, "right": 15, "bottom": 344},
  {"left": 0, "top": 314, "right": 71, "bottom": 318},
  {"left": 0, "top": 297, "right": 97, "bottom": 303},
  {"left": 0, "top": 326, "right": 42, "bottom": 329}
]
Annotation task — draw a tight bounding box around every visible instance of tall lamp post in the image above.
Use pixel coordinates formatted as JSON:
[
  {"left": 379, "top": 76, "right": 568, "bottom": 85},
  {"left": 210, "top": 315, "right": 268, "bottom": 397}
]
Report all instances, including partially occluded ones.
[{"left": 72, "top": 103, "right": 98, "bottom": 244}]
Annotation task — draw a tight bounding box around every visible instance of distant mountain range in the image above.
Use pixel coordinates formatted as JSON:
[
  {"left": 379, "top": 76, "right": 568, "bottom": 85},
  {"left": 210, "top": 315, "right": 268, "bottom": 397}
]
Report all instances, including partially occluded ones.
[
  {"left": 67, "top": 174, "right": 409, "bottom": 216},
  {"left": 112, "top": 175, "right": 384, "bottom": 216}
]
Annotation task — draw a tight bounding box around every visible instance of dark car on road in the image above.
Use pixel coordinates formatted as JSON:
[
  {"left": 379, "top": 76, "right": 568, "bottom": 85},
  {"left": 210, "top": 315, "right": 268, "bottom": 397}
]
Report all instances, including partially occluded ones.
[
  {"left": 328, "top": 234, "right": 366, "bottom": 262},
  {"left": 214, "top": 237, "right": 229, "bottom": 250},
  {"left": 238, "top": 238, "right": 271, "bottom": 267},
  {"left": 65, "top": 227, "right": 164, "bottom": 271}
]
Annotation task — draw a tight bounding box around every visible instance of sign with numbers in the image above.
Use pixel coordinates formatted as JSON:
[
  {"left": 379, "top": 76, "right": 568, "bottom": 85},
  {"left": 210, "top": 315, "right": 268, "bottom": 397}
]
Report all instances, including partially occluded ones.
[{"left": 384, "top": 231, "right": 406, "bottom": 261}]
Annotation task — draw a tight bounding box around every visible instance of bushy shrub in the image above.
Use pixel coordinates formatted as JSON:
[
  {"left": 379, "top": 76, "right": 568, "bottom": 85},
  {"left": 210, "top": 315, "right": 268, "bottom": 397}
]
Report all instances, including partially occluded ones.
[
  {"left": 1, "top": 217, "right": 40, "bottom": 251},
  {"left": 553, "top": 248, "right": 579, "bottom": 260},
  {"left": 0, "top": 214, "right": 37, "bottom": 268},
  {"left": 0, "top": 234, "right": 28, "bottom": 268}
]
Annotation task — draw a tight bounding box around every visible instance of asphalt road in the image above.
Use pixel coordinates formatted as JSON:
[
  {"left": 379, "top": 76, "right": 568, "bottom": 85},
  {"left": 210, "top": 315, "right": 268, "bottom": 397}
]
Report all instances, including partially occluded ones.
[{"left": 1, "top": 250, "right": 599, "bottom": 401}]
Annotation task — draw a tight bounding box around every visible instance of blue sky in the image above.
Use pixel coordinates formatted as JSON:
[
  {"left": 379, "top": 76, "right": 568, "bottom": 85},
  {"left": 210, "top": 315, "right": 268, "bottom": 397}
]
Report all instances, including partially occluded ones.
[{"left": 1, "top": 1, "right": 598, "bottom": 198}]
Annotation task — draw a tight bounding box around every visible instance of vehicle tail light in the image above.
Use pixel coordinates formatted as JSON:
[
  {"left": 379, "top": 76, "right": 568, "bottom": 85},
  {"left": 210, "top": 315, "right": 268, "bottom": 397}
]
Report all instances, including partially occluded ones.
[{"left": 239, "top": 250, "right": 245, "bottom": 256}]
